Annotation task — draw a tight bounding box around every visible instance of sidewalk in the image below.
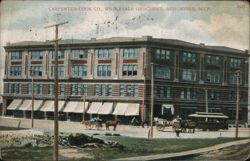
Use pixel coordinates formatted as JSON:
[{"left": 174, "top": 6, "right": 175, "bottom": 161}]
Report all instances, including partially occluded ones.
[{"left": 112, "top": 139, "right": 250, "bottom": 161}]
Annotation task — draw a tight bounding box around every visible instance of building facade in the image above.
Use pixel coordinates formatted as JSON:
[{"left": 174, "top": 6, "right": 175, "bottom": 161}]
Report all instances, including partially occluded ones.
[{"left": 2, "top": 36, "right": 249, "bottom": 124}]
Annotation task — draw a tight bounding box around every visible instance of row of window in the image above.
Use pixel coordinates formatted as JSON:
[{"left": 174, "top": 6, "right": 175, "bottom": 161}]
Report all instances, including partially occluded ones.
[
  {"left": 7, "top": 83, "right": 246, "bottom": 101},
  {"left": 11, "top": 64, "right": 242, "bottom": 84},
  {"left": 10, "top": 49, "right": 244, "bottom": 68},
  {"left": 6, "top": 83, "right": 139, "bottom": 97}
]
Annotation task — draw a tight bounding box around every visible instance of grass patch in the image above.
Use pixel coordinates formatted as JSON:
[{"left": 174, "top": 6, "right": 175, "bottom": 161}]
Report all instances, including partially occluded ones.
[
  {"left": 1, "top": 137, "right": 246, "bottom": 161},
  {"left": 0, "top": 126, "right": 27, "bottom": 131}
]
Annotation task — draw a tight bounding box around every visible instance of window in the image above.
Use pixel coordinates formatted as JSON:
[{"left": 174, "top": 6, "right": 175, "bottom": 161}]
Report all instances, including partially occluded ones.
[
  {"left": 180, "top": 88, "right": 197, "bottom": 100},
  {"left": 48, "top": 84, "right": 54, "bottom": 95},
  {"left": 71, "top": 84, "right": 82, "bottom": 96},
  {"left": 182, "top": 69, "right": 197, "bottom": 81},
  {"left": 208, "top": 89, "right": 220, "bottom": 100},
  {"left": 155, "top": 66, "right": 171, "bottom": 79},
  {"left": 206, "top": 71, "right": 220, "bottom": 83},
  {"left": 120, "top": 85, "right": 125, "bottom": 96},
  {"left": 52, "top": 50, "right": 65, "bottom": 59},
  {"left": 120, "top": 84, "right": 139, "bottom": 97},
  {"left": 10, "top": 66, "right": 22, "bottom": 76},
  {"left": 123, "top": 48, "right": 139, "bottom": 58},
  {"left": 122, "top": 65, "right": 138, "bottom": 76},
  {"left": 229, "top": 91, "right": 236, "bottom": 100},
  {"left": 83, "top": 85, "right": 88, "bottom": 96},
  {"left": 31, "top": 51, "right": 43, "bottom": 60},
  {"left": 8, "top": 84, "right": 21, "bottom": 94},
  {"left": 161, "top": 86, "right": 171, "bottom": 98},
  {"left": 95, "top": 84, "right": 100, "bottom": 96},
  {"left": 98, "top": 49, "right": 112, "bottom": 58},
  {"left": 97, "top": 65, "right": 111, "bottom": 76},
  {"left": 11, "top": 51, "right": 22, "bottom": 60},
  {"left": 101, "top": 84, "right": 106, "bottom": 96},
  {"left": 33, "top": 84, "right": 37, "bottom": 95},
  {"left": 127, "top": 85, "right": 132, "bottom": 96},
  {"left": 228, "top": 73, "right": 242, "bottom": 85},
  {"left": 108, "top": 85, "right": 112, "bottom": 96},
  {"left": 60, "top": 84, "right": 65, "bottom": 96},
  {"left": 72, "top": 65, "right": 87, "bottom": 77},
  {"left": 37, "top": 84, "right": 43, "bottom": 95},
  {"left": 230, "top": 58, "right": 241, "bottom": 68},
  {"left": 156, "top": 49, "right": 170, "bottom": 60},
  {"left": 51, "top": 65, "right": 65, "bottom": 77},
  {"left": 30, "top": 66, "right": 43, "bottom": 76},
  {"left": 73, "top": 49, "right": 88, "bottom": 59},
  {"left": 207, "top": 55, "right": 220, "bottom": 65},
  {"left": 28, "top": 84, "right": 32, "bottom": 94},
  {"left": 182, "top": 52, "right": 196, "bottom": 63},
  {"left": 134, "top": 85, "right": 139, "bottom": 97}
]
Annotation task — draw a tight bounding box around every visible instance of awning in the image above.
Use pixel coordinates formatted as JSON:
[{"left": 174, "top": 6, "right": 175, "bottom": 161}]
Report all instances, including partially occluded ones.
[
  {"left": 74, "top": 102, "right": 89, "bottom": 113},
  {"left": 189, "top": 113, "right": 228, "bottom": 119},
  {"left": 18, "top": 100, "right": 32, "bottom": 111},
  {"left": 98, "top": 103, "right": 113, "bottom": 115},
  {"left": 112, "top": 103, "right": 128, "bottom": 115},
  {"left": 162, "top": 104, "right": 174, "bottom": 115},
  {"left": 125, "top": 103, "right": 140, "bottom": 116},
  {"left": 63, "top": 101, "right": 78, "bottom": 113},
  {"left": 26, "top": 100, "right": 43, "bottom": 111},
  {"left": 40, "top": 101, "right": 65, "bottom": 112},
  {"left": 7, "top": 99, "right": 22, "bottom": 110},
  {"left": 87, "top": 102, "right": 102, "bottom": 114},
  {"left": 40, "top": 100, "right": 54, "bottom": 112}
]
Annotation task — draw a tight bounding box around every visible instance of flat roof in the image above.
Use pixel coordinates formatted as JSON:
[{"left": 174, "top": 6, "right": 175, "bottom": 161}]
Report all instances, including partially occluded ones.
[{"left": 4, "top": 36, "right": 248, "bottom": 55}]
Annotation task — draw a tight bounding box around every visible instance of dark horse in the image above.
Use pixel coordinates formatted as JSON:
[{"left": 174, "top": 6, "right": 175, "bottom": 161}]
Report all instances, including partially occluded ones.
[
  {"left": 105, "top": 119, "right": 120, "bottom": 131},
  {"left": 180, "top": 120, "right": 197, "bottom": 133}
]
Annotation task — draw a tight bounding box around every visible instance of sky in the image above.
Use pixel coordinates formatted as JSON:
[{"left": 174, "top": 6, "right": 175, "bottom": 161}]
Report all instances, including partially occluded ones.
[{"left": 0, "top": 0, "right": 249, "bottom": 102}]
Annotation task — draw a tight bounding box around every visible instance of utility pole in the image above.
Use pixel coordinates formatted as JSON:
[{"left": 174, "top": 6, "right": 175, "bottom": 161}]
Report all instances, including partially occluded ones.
[
  {"left": 150, "top": 63, "right": 154, "bottom": 139},
  {"left": 205, "top": 89, "right": 208, "bottom": 113},
  {"left": 44, "top": 21, "right": 68, "bottom": 161},
  {"left": 31, "top": 78, "right": 34, "bottom": 128},
  {"left": 83, "top": 94, "right": 86, "bottom": 121},
  {"left": 142, "top": 67, "right": 146, "bottom": 122},
  {"left": 235, "top": 70, "right": 240, "bottom": 139}
]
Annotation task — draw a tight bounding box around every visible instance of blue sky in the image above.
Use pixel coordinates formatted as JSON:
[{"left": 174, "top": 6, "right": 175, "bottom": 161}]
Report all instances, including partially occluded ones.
[{"left": 0, "top": 0, "right": 249, "bottom": 100}]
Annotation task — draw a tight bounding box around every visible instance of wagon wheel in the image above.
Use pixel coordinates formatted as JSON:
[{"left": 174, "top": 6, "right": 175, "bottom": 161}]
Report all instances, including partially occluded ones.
[{"left": 156, "top": 124, "right": 165, "bottom": 131}]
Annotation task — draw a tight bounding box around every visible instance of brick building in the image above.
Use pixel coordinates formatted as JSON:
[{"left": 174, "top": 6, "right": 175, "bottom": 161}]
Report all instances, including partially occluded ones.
[{"left": 2, "top": 36, "right": 249, "bottom": 124}]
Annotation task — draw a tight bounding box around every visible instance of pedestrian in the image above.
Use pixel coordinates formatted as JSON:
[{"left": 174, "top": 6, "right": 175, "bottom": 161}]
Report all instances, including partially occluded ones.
[{"left": 176, "top": 129, "right": 180, "bottom": 137}]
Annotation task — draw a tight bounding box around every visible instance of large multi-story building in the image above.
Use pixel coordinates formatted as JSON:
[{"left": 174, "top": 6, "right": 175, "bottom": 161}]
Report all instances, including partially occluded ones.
[{"left": 2, "top": 36, "right": 249, "bottom": 124}]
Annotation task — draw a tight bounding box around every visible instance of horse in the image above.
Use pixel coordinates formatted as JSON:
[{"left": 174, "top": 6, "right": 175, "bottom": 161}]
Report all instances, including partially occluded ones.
[
  {"left": 105, "top": 119, "right": 120, "bottom": 131},
  {"left": 81, "top": 120, "right": 103, "bottom": 130},
  {"left": 180, "top": 120, "right": 197, "bottom": 133}
]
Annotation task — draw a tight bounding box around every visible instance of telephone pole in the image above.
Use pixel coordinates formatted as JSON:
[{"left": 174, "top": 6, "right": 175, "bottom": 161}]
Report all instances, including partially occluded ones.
[
  {"left": 44, "top": 21, "right": 68, "bottom": 161},
  {"left": 235, "top": 70, "right": 240, "bottom": 139},
  {"left": 150, "top": 63, "right": 154, "bottom": 139},
  {"left": 31, "top": 78, "right": 34, "bottom": 128}
]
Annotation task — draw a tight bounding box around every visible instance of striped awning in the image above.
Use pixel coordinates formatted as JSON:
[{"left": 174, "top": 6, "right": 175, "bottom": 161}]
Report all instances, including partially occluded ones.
[
  {"left": 18, "top": 100, "right": 32, "bottom": 111},
  {"left": 125, "top": 103, "right": 140, "bottom": 116},
  {"left": 98, "top": 103, "right": 113, "bottom": 115},
  {"left": 7, "top": 99, "right": 22, "bottom": 110},
  {"left": 40, "top": 101, "right": 65, "bottom": 112},
  {"left": 74, "top": 102, "right": 89, "bottom": 113},
  {"left": 26, "top": 100, "right": 43, "bottom": 111},
  {"left": 63, "top": 101, "right": 78, "bottom": 113},
  {"left": 112, "top": 103, "right": 128, "bottom": 115},
  {"left": 87, "top": 102, "right": 102, "bottom": 114}
]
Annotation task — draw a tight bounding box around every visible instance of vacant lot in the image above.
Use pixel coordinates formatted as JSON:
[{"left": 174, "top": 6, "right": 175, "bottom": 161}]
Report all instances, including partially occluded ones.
[{"left": 1, "top": 136, "right": 246, "bottom": 161}]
